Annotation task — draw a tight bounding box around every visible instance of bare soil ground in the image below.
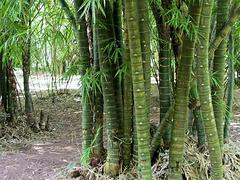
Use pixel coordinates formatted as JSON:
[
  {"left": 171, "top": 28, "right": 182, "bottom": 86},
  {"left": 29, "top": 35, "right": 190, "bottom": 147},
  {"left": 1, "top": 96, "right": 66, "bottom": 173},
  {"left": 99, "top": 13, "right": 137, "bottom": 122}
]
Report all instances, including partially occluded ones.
[
  {"left": 0, "top": 90, "right": 239, "bottom": 180},
  {"left": 0, "top": 93, "right": 82, "bottom": 180}
]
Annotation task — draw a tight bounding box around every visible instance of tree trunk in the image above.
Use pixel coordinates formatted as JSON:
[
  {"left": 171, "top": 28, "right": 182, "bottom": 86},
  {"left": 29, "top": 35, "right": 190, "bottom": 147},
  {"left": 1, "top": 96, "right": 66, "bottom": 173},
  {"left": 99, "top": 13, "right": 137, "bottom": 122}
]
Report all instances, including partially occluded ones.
[{"left": 7, "top": 60, "right": 18, "bottom": 123}]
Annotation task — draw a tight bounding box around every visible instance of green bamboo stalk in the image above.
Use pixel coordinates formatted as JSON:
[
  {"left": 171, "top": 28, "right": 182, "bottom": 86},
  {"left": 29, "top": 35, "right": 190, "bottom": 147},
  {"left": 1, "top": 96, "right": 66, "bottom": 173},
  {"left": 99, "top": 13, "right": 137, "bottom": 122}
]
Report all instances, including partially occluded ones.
[
  {"left": 138, "top": 0, "right": 151, "bottom": 121},
  {"left": 92, "top": 19, "right": 104, "bottom": 160},
  {"left": 211, "top": 0, "right": 230, "bottom": 151},
  {"left": 73, "top": 0, "right": 93, "bottom": 154},
  {"left": 190, "top": 80, "right": 206, "bottom": 146},
  {"left": 168, "top": 1, "right": 202, "bottom": 179},
  {"left": 59, "top": 0, "right": 93, "bottom": 153},
  {"left": 132, "top": 0, "right": 151, "bottom": 165},
  {"left": 122, "top": 11, "right": 133, "bottom": 168},
  {"left": 97, "top": 3, "right": 120, "bottom": 176},
  {"left": 92, "top": 90, "right": 104, "bottom": 159},
  {"left": 151, "top": 1, "right": 172, "bottom": 148},
  {"left": 21, "top": 0, "right": 39, "bottom": 131},
  {"left": 224, "top": 33, "right": 235, "bottom": 141},
  {"left": 113, "top": 0, "right": 123, "bottom": 139},
  {"left": 132, "top": 115, "right": 138, "bottom": 164},
  {"left": 113, "top": 0, "right": 123, "bottom": 53},
  {"left": 125, "top": 0, "right": 152, "bottom": 178},
  {"left": 196, "top": 0, "right": 223, "bottom": 179}
]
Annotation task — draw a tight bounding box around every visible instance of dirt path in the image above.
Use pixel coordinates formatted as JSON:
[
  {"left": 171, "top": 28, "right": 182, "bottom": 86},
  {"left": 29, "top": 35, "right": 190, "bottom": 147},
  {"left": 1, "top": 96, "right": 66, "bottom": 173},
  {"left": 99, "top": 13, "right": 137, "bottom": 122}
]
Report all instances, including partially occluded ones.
[
  {"left": 0, "top": 94, "right": 82, "bottom": 180},
  {"left": 0, "top": 142, "right": 79, "bottom": 180}
]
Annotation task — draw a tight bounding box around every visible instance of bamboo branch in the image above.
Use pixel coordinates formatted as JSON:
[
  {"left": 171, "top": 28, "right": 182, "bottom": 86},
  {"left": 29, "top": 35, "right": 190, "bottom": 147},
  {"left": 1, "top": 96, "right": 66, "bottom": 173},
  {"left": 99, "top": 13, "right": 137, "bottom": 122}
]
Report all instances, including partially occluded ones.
[
  {"left": 151, "top": 104, "right": 174, "bottom": 156},
  {"left": 58, "top": 0, "right": 77, "bottom": 31},
  {"left": 209, "top": 5, "right": 240, "bottom": 59}
]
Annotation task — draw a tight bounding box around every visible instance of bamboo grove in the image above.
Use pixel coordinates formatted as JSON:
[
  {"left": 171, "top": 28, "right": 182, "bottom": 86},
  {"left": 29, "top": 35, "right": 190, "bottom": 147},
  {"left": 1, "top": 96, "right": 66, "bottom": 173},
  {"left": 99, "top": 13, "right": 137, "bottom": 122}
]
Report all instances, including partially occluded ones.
[{"left": 1, "top": 0, "right": 240, "bottom": 179}]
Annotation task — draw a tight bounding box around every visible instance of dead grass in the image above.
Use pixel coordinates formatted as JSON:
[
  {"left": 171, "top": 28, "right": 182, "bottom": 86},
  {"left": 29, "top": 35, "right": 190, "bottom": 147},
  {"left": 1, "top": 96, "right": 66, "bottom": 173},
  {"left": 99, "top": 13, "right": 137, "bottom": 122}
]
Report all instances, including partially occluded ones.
[{"left": 66, "top": 137, "right": 240, "bottom": 180}]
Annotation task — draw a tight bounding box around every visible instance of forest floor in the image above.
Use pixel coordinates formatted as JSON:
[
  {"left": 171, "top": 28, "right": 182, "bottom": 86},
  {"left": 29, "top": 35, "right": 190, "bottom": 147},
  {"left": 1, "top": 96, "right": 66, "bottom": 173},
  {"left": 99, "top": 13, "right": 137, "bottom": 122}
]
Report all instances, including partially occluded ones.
[
  {"left": 0, "top": 89, "right": 240, "bottom": 180},
  {"left": 0, "top": 92, "right": 82, "bottom": 180}
]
